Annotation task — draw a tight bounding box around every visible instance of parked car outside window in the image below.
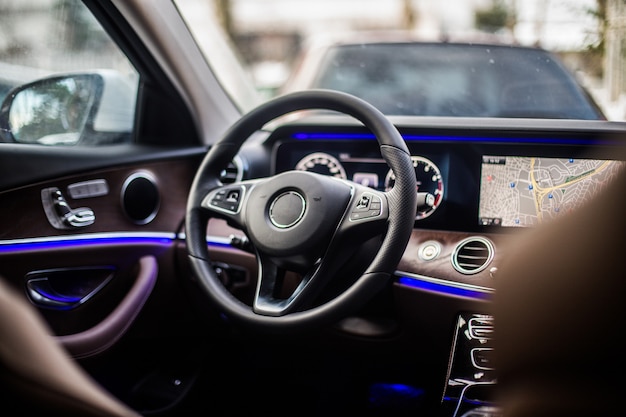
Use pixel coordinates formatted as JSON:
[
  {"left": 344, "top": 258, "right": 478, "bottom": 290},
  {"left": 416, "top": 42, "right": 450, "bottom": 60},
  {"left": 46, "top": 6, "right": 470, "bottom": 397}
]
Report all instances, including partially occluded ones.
[{"left": 282, "top": 37, "right": 605, "bottom": 119}]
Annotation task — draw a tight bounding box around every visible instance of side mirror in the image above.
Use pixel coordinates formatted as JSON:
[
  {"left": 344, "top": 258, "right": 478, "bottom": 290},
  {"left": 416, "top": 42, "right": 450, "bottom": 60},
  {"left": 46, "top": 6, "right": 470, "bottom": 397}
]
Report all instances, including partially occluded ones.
[{"left": 0, "top": 71, "right": 136, "bottom": 145}]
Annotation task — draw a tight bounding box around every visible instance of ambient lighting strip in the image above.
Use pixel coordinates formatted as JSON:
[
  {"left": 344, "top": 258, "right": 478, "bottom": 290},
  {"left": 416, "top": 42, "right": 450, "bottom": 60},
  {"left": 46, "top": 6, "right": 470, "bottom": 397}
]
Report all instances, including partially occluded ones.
[
  {"left": 177, "top": 233, "right": 235, "bottom": 249},
  {"left": 292, "top": 132, "right": 607, "bottom": 146},
  {"left": 1, "top": 233, "right": 490, "bottom": 301},
  {"left": 0, "top": 232, "right": 175, "bottom": 254},
  {"left": 397, "top": 273, "right": 493, "bottom": 300},
  {"left": 0, "top": 233, "right": 250, "bottom": 255}
]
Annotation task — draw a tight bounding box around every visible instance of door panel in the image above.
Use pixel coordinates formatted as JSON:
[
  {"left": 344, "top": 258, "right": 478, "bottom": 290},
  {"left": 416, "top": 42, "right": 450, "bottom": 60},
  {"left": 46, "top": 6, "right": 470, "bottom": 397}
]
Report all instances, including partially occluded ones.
[
  {"left": 0, "top": 151, "right": 206, "bottom": 355},
  {"left": 0, "top": 152, "right": 204, "bottom": 239}
]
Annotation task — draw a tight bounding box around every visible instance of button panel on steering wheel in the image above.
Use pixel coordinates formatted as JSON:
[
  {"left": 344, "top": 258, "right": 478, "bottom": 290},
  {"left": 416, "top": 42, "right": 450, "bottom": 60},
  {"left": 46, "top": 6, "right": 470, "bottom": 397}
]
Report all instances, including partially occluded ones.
[
  {"left": 208, "top": 186, "right": 245, "bottom": 214},
  {"left": 349, "top": 192, "right": 382, "bottom": 221}
]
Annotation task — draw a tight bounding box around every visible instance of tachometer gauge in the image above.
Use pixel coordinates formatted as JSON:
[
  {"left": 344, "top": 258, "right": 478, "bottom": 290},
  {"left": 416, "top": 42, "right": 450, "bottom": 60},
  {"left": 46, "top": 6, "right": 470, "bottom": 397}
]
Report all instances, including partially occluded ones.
[
  {"left": 385, "top": 156, "right": 444, "bottom": 220},
  {"left": 295, "top": 152, "right": 347, "bottom": 179}
]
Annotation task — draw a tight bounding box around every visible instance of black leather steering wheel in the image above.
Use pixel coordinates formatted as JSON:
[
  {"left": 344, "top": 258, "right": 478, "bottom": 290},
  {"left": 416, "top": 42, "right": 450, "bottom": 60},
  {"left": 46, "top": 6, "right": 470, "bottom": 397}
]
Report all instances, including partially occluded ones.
[{"left": 186, "top": 90, "right": 417, "bottom": 332}]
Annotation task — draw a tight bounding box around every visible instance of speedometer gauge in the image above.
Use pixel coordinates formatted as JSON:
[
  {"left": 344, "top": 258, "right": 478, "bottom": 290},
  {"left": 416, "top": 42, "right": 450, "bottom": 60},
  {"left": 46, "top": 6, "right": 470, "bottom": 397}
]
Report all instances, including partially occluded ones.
[
  {"left": 385, "top": 156, "right": 444, "bottom": 220},
  {"left": 295, "top": 152, "right": 347, "bottom": 179}
]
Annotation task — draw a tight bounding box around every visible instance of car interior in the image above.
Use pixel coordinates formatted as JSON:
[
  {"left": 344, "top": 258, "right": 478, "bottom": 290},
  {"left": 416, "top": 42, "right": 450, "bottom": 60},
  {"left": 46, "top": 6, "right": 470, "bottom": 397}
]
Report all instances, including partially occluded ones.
[{"left": 0, "top": 1, "right": 623, "bottom": 416}]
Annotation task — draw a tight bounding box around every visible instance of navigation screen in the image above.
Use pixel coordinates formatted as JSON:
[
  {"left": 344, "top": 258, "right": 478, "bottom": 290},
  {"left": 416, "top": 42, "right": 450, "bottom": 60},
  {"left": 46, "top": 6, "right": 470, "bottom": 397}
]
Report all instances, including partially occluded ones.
[{"left": 479, "top": 156, "right": 624, "bottom": 227}]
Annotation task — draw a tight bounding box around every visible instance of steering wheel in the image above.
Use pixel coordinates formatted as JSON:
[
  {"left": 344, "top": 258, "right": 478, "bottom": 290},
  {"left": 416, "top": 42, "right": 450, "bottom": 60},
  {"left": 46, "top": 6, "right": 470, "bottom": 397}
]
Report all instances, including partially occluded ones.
[{"left": 186, "top": 90, "right": 417, "bottom": 332}]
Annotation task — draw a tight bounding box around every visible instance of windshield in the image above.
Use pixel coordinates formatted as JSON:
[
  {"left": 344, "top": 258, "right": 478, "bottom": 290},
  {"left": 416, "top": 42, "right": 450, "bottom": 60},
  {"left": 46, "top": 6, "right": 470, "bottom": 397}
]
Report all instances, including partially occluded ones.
[
  {"left": 306, "top": 43, "right": 602, "bottom": 119},
  {"left": 178, "top": 0, "right": 620, "bottom": 121}
]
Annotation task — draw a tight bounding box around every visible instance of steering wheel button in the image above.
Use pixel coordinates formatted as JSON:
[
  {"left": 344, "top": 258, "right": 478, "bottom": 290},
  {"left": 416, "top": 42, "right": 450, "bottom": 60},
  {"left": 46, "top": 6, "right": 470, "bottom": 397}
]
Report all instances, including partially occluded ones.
[
  {"left": 211, "top": 199, "right": 238, "bottom": 213},
  {"left": 349, "top": 211, "right": 365, "bottom": 220},
  {"left": 350, "top": 209, "right": 378, "bottom": 221},
  {"left": 354, "top": 199, "right": 370, "bottom": 212},
  {"left": 226, "top": 190, "right": 240, "bottom": 202}
]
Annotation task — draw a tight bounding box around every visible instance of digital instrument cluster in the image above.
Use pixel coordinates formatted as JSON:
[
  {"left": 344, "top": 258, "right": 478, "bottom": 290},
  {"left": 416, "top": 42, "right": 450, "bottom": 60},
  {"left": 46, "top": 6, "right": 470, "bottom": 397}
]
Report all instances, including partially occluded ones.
[{"left": 274, "top": 142, "right": 446, "bottom": 221}]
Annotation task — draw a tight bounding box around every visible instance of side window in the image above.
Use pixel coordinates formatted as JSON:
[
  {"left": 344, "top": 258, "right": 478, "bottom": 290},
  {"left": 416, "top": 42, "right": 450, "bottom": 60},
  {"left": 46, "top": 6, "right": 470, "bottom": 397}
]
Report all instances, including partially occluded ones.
[{"left": 0, "top": 0, "right": 139, "bottom": 146}]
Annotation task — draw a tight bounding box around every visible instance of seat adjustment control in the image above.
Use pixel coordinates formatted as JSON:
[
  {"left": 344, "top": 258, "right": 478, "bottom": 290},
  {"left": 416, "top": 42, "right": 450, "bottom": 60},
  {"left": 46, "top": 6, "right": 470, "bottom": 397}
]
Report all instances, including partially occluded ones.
[{"left": 41, "top": 187, "right": 95, "bottom": 229}]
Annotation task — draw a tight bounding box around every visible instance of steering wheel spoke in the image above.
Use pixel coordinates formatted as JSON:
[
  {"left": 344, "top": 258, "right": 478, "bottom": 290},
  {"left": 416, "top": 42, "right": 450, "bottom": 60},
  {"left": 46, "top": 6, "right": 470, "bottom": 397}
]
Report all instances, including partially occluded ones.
[
  {"left": 253, "top": 250, "right": 345, "bottom": 317},
  {"left": 253, "top": 254, "right": 315, "bottom": 316}
]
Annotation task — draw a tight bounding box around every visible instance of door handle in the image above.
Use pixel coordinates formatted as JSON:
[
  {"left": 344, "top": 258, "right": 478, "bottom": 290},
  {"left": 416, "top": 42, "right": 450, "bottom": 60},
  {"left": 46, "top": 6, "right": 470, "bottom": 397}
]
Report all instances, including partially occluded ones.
[
  {"left": 25, "top": 267, "right": 115, "bottom": 310},
  {"left": 26, "top": 278, "right": 83, "bottom": 309}
]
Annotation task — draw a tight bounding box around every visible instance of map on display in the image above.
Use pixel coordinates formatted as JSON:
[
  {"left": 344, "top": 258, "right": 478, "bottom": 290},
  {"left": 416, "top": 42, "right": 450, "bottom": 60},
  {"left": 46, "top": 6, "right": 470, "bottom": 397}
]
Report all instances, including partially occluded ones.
[{"left": 479, "top": 156, "right": 624, "bottom": 227}]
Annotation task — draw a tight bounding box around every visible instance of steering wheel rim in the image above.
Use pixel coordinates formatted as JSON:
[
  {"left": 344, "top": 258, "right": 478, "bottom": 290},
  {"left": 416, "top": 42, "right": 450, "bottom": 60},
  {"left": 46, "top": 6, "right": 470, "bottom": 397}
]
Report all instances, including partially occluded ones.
[{"left": 186, "top": 89, "right": 417, "bottom": 333}]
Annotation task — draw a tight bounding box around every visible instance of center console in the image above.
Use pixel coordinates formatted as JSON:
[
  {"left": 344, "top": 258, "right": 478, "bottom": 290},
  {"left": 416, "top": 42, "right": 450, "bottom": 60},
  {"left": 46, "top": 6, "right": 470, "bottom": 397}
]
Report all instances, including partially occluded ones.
[{"left": 441, "top": 313, "right": 501, "bottom": 417}]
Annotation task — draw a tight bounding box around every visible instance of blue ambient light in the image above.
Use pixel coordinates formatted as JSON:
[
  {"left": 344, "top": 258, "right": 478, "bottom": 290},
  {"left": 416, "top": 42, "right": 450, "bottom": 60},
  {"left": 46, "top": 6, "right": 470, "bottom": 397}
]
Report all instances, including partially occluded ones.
[
  {"left": 397, "top": 276, "right": 492, "bottom": 300},
  {"left": 0, "top": 234, "right": 174, "bottom": 254},
  {"left": 369, "top": 382, "right": 425, "bottom": 409},
  {"left": 292, "top": 132, "right": 606, "bottom": 146}
]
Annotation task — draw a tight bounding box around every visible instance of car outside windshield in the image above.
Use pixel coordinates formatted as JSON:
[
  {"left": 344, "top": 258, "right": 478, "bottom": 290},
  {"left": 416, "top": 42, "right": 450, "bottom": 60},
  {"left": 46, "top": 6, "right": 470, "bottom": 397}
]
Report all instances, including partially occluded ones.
[{"left": 287, "top": 42, "right": 604, "bottom": 119}]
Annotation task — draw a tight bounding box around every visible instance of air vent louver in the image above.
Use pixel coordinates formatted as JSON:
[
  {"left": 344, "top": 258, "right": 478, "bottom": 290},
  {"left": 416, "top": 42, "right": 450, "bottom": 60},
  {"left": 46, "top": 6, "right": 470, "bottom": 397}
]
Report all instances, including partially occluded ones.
[
  {"left": 451, "top": 237, "right": 494, "bottom": 275},
  {"left": 219, "top": 157, "right": 243, "bottom": 184}
]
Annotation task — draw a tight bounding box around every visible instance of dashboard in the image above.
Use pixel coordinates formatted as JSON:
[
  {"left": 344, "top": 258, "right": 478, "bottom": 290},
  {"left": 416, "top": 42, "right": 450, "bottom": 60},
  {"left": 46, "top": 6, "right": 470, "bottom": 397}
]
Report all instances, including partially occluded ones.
[
  {"left": 267, "top": 117, "right": 626, "bottom": 234},
  {"left": 209, "top": 115, "right": 626, "bottom": 305}
]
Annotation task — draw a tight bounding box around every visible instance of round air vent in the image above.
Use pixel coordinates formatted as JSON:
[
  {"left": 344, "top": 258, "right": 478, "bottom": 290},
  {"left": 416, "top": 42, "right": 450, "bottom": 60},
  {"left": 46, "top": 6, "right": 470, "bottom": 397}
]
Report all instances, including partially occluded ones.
[
  {"left": 451, "top": 237, "right": 494, "bottom": 275},
  {"left": 121, "top": 172, "right": 159, "bottom": 225},
  {"left": 220, "top": 156, "right": 243, "bottom": 184}
]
